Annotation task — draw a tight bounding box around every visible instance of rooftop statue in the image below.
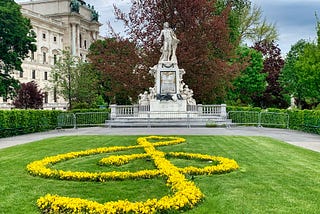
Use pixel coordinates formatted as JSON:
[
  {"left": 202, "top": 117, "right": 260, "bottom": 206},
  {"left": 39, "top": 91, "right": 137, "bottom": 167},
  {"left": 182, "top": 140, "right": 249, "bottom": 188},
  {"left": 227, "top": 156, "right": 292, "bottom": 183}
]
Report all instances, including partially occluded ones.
[
  {"left": 91, "top": 6, "right": 99, "bottom": 21},
  {"left": 70, "top": 0, "right": 80, "bottom": 13},
  {"left": 158, "top": 22, "right": 180, "bottom": 63}
]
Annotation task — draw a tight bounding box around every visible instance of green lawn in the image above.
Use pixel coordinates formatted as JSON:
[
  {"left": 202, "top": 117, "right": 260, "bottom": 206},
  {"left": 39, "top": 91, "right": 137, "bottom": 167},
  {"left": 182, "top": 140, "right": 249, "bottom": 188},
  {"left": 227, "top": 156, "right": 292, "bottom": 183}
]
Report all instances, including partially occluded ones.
[{"left": 0, "top": 135, "right": 319, "bottom": 213}]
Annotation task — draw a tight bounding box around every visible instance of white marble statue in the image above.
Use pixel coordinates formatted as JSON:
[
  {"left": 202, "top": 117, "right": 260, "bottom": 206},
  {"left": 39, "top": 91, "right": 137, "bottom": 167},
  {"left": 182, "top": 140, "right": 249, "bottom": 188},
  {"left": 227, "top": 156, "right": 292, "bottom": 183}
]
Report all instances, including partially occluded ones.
[
  {"left": 180, "top": 85, "right": 196, "bottom": 105},
  {"left": 138, "top": 91, "right": 150, "bottom": 105},
  {"left": 148, "top": 87, "right": 156, "bottom": 100},
  {"left": 181, "top": 85, "right": 189, "bottom": 100},
  {"left": 186, "top": 89, "right": 196, "bottom": 105},
  {"left": 149, "top": 65, "right": 157, "bottom": 79},
  {"left": 288, "top": 95, "right": 297, "bottom": 109},
  {"left": 158, "top": 22, "right": 180, "bottom": 63}
]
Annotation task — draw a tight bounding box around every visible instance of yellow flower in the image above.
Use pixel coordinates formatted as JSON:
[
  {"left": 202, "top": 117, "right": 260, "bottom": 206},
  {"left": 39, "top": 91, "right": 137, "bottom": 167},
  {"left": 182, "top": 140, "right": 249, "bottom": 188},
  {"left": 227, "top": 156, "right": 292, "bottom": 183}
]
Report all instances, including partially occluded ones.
[{"left": 28, "top": 136, "right": 239, "bottom": 213}]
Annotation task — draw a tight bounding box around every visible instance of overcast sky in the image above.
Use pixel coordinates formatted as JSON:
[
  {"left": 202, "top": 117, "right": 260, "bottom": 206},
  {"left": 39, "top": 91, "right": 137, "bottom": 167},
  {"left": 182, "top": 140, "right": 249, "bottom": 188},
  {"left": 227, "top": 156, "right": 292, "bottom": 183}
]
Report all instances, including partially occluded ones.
[
  {"left": 16, "top": 0, "right": 320, "bottom": 55},
  {"left": 251, "top": 0, "right": 319, "bottom": 54},
  {"left": 77, "top": 0, "right": 320, "bottom": 55}
]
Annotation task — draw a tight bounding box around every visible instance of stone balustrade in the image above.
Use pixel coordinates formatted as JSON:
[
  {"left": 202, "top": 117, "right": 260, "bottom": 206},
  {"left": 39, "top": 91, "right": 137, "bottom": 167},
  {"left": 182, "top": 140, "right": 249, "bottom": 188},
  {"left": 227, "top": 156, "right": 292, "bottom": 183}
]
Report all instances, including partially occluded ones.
[{"left": 110, "top": 104, "right": 226, "bottom": 119}]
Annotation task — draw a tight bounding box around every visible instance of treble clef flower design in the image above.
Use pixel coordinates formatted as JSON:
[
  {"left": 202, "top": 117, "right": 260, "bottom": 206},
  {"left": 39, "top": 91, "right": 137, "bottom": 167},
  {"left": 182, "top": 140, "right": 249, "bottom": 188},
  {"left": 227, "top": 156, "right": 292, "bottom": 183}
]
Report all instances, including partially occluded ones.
[{"left": 27, "top": 136, "right": 239, "bottom": 213}]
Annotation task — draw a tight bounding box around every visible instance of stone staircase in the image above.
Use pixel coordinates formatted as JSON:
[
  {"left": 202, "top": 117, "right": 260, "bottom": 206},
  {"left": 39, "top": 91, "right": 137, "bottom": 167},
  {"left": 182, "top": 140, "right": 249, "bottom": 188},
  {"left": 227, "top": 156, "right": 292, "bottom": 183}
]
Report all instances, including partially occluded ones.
[{"left": 106, "top": 116, "right": 231, "bottom": 128}]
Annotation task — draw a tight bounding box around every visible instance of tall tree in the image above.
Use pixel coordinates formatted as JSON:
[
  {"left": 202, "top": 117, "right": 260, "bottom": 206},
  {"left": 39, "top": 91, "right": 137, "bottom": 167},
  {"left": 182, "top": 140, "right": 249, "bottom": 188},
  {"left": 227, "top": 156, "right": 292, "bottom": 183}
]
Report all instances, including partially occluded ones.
[
  {"left": 252, "top": 40, "right": 286, "bottom": 108},
  {"left": 296, "top": 43, "right": 320, "bottom": 108},
  {"left": 215, "top": 0, "right": 251, "bottom": 44},
  {"left": 279, "top": 17, "right": 320, "bottom": 109},
  {"left": 51, "top": 49, "right": 99, "bottom": 109},
  {"left": 228, "top": 46, "right": 266, "bottom": 105},
  {"left": 13, "top": 81, "right": 43, "bottom": 109},
  {"left": 88, "top": 38, "right": 150, "bottom": 104},
  {"left": 0, "top": 0, "right": 36, "bottom": 99},
  {"left": 279, "top": 40, "right": 308, "bottom": 108},
  {"left": 294, "top": 42, "right": 320, "bottom": 108},
  {"left": 110, "top": 0, "right": 242, "bottom": 104},
  {"left": 288, "top": 18, "right": 320, "bottom": 109},
  {"left": 71, "top": 62, "right": 101, "bottom": 108},
  {"left": 216, "top": 1, "right": 278, "bottom": 44},
  {"left": 238, "top": 4, "right": 278, "bottom": 43}
]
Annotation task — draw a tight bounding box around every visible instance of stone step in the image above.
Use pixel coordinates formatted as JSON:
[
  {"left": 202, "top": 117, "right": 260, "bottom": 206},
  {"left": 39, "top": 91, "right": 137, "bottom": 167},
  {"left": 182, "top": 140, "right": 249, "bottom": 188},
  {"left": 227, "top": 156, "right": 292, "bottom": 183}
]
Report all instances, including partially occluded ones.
[{"left": 105, "top": 117, "right": 231, "bottom": 128}]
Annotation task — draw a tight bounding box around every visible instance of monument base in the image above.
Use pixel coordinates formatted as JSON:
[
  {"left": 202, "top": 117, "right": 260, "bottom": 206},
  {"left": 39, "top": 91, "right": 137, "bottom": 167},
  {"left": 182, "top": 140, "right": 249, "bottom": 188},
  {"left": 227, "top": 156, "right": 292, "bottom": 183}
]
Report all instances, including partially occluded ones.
[{"left": 150, "top": 99, "right": 187, "bottom": 112}]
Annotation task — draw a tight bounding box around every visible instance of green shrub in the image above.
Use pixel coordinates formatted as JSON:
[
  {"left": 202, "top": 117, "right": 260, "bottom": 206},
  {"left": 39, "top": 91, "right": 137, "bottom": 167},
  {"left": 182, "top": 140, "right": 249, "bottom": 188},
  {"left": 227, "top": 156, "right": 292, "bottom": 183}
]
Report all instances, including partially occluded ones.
[
  {"left": 0, "top": 110, "right": 61, "bottom": 138},
  {"left": 227, "top": 106, "right": 320, "bottom": 134},
  {"left": 69, "top": 108, "right": 109, "bottom": 113}
]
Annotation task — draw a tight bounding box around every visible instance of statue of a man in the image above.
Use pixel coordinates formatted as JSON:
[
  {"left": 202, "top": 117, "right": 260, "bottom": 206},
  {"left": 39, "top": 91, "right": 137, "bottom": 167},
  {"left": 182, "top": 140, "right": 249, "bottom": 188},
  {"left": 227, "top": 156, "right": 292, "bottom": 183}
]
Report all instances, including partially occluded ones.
[{"left": 158, "top": 22, "right": 180, "bottom": 63}]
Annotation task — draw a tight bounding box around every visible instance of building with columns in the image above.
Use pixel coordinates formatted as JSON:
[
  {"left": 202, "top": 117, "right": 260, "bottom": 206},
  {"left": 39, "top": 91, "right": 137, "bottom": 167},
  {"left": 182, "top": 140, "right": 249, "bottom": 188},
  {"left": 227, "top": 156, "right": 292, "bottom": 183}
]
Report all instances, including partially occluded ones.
[{"left": 0, "top": 0, "right": 101, "bottom": 110}]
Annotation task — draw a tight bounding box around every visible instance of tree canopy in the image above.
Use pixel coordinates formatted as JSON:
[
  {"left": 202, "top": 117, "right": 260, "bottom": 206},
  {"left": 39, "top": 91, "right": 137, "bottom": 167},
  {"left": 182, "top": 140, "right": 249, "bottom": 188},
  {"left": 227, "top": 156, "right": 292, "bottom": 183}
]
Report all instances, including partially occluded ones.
[
  {"left": 88, "top": 38, "right": 151, "bottom": 104},
  {"left": 228, "top": 46, "right": 266, "bottom": 105},
  {"left": 294, "top": 42, "right": 320, "bottom": 108},
  {"left": 215, "top": 0, "right": 278, "bottom": 45},
  {"left": 238, "top": 4, "right": 278, "bottom": 43},
  {"left": 0, "top": 0, "right": 36, "bottom": 99},
  {"left": 279, "top": 40, "right": 308, "bottom": 108},
  {"left": 252, "top": 40, "right": 286, "bottom": 108},
  {"left": 279, "top": 18, "right": 320, "bottom": 109},
  {"left": 13, "top": 81, "right": 43, "bottom": 109},
  {"left": 51, "top": 49, "right": 100, "bottom": 109}
]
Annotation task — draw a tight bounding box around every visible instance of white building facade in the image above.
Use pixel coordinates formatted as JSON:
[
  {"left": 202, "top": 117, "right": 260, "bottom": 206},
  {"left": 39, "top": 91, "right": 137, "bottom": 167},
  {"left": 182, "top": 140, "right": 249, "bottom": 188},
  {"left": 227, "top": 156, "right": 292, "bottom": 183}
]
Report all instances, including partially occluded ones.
[{"left": 0, "top": 0, "right": 101, "bottom": 110}]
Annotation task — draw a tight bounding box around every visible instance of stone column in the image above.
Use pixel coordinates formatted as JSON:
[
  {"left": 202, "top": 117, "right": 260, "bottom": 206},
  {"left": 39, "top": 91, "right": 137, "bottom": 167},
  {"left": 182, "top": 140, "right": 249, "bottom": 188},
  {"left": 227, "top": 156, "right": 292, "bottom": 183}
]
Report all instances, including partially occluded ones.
[
  {"left": 133, "top": 104, "right": 139, "bottom": 117},
  {"left": 110, "top": 104, "right": 117, "bottom": 119},
  {"left": 92, "top": 31, "right": 98, "bottom": 40},
  {"left": 76, "top": 25, "right": 80, "bottom": 53},
  {"left": 71, "top": 23, "right": 77, "bottom": 56},
  {"left": 221, "top": 104, "right": 227, "bottom": 118},
  {"left": 197, "top": 104, "right": 203, "bottom": 116}
]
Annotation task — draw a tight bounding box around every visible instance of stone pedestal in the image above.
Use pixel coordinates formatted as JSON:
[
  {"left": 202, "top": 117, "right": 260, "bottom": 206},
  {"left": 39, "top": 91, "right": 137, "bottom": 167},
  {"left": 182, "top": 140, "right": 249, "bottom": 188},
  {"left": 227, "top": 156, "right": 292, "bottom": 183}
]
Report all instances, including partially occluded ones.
[
  {"left": 155, "top": 62, "right": 180, "bottom": 95},
  {"left": 139, "top": 61, "right": 195, "bottom": 112},
  {"left": 150, "top": 99, "right": 187, "bottom": 112}
]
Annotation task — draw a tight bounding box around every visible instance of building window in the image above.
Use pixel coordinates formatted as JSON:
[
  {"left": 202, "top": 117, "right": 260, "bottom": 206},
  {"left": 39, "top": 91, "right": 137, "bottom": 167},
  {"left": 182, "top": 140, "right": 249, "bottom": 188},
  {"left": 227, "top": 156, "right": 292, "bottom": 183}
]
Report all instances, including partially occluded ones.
[
  {"left": 53, "top": 36, "right": 57, "bottom": 42},
  {"left": 32, "top": 70, "right": 36, "bottom": 79},
  {"left": 44, "top": 71, "right": 48, "bottom": 80},
  {"left": 53, "top": 54, "right": 57, "bottom": 65},
  {"left": 53, "top": 88, "right": 57, "bottom": 102},
  {"left": 42, "top": 33, "right": 46, "bottom": 39},
  {"left": 19, "top": 71, "right": 23, "bottom": 78},
  {"left": 30, "top": 51, "right": 35, "bottom": 61},
  {"left": 84, "top": 40, "right": 87, "bottom": 49},
  {"left": 43, "top": 52, "right": 47, "bottom": 64},
  {"left": 44, "top": 92, "right": 48, "bottom": 103}
]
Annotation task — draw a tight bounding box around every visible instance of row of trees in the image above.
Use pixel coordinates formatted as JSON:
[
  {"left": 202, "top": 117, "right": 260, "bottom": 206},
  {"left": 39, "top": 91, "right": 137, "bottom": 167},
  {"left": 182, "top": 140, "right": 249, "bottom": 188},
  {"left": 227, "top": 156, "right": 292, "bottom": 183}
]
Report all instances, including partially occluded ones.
[{"left": 2, "top": 0, "right": 319, "bottom": 110}]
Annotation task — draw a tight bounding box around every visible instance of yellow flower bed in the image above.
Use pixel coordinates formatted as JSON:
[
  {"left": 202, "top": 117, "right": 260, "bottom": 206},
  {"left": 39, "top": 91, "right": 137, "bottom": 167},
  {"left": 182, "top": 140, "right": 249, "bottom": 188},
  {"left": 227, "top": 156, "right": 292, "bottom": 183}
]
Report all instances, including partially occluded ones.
[{"left": 27, "top": 136, "right": 239, "bottom": 213}]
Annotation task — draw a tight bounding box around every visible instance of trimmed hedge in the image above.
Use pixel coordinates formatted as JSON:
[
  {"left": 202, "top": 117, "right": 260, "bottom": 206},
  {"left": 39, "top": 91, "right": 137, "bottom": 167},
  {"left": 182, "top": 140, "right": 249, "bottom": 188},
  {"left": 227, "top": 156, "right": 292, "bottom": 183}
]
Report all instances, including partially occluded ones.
[
  {"left": 1, "top": 107, "right": 319, "bottom": 138},
  {"left": 0, "top": 110, "right": 61, "bottom": 138},
  {"left": 227, "top": 106, "right": 320, "bottom": 134},
  {"left": 0, "top": 109, "right": 110, "bottom": 138},
  {"left": 69, "top": 108, "right": 109, "bottom": 113}
]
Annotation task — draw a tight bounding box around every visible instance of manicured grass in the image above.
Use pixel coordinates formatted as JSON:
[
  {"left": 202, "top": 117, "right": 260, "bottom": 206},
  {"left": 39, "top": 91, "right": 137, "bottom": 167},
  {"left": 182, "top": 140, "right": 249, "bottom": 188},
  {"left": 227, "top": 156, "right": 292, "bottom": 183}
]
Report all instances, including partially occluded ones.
[{"left": 0, "top": 135, "right": 319, "bottom": 213}]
